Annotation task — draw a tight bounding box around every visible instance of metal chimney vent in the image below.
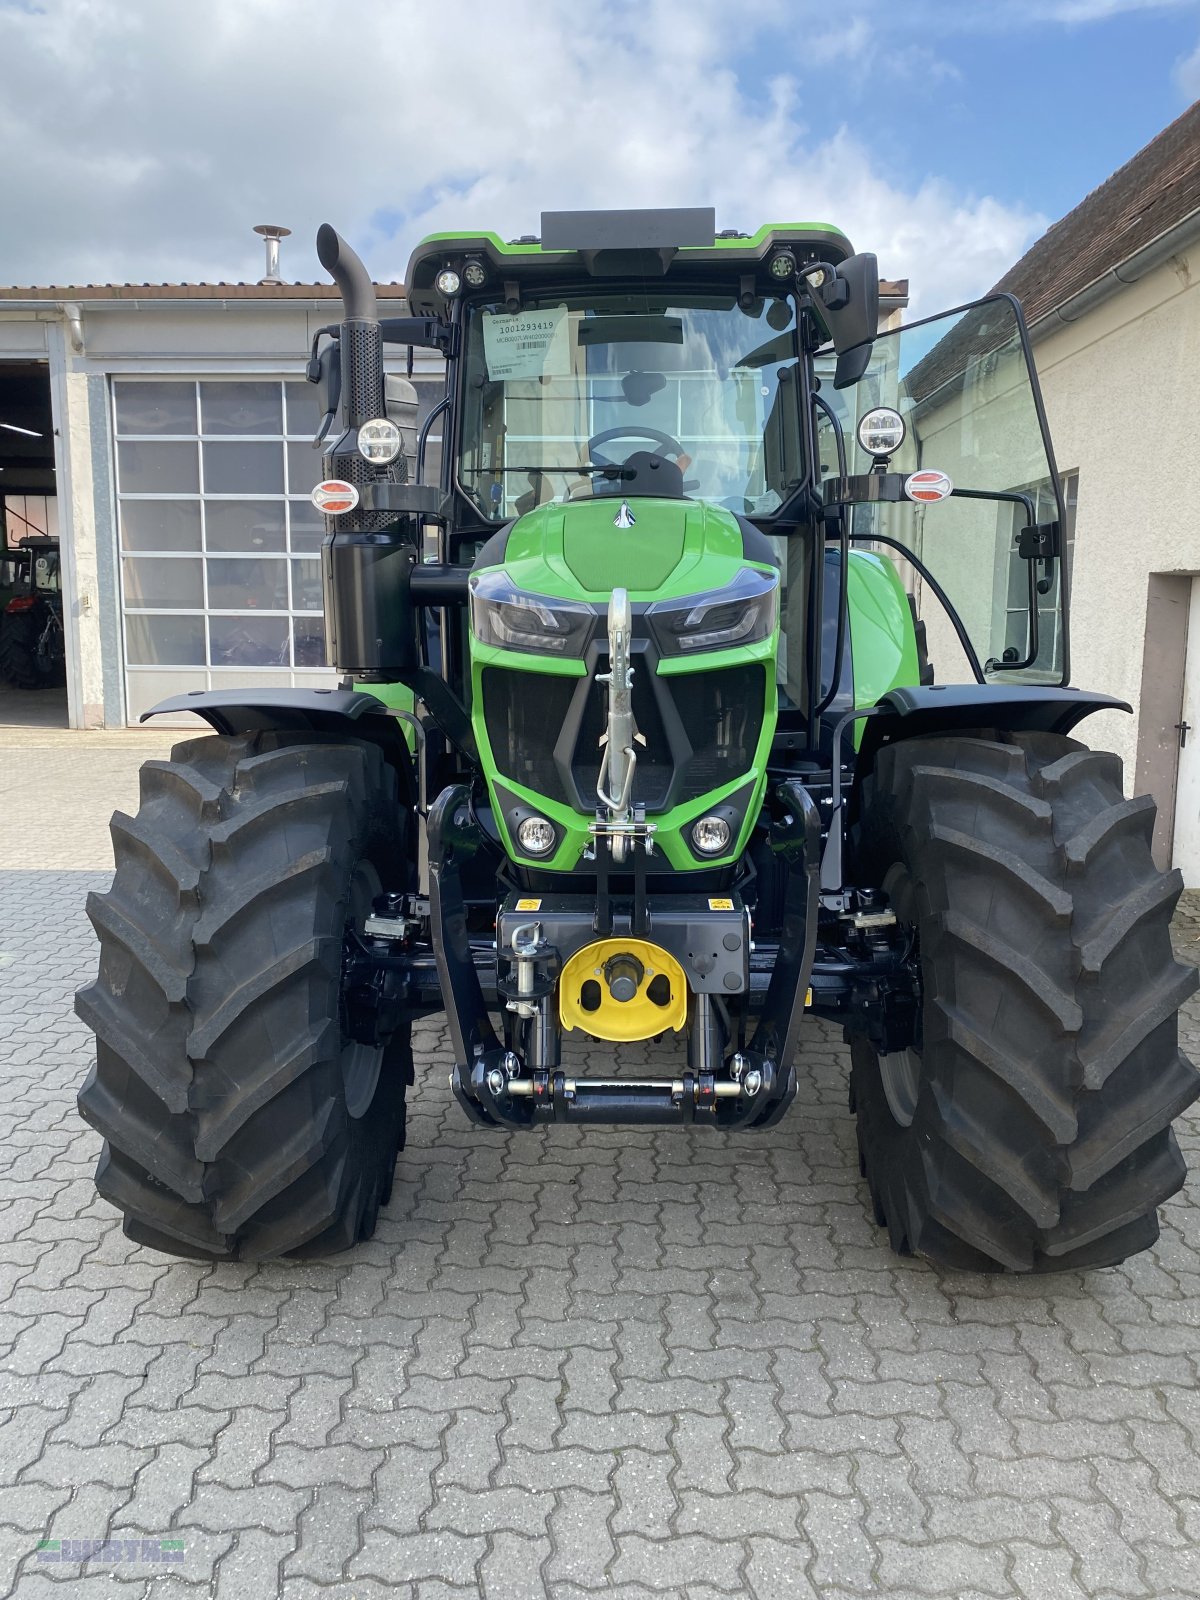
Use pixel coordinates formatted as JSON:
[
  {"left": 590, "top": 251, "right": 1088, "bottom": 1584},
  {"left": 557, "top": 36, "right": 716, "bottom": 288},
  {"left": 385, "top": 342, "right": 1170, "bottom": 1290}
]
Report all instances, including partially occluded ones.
[{"left": 253, "top": 224, "right": 292, "bottom": 285}]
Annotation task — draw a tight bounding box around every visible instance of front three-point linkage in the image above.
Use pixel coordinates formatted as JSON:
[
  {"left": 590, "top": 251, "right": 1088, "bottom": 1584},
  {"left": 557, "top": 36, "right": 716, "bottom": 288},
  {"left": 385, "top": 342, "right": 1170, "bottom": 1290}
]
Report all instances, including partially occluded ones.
[{"left": 594, "top": 587, "right": 651, "bottom": 865}]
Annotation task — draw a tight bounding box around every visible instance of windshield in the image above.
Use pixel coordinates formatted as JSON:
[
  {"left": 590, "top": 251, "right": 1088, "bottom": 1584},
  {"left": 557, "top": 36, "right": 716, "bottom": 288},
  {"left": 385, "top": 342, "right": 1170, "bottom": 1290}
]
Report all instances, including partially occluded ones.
[
  {"left": 816, "top": 296, "right": 1068, "bottom": 684},
  {"left": 458, "top": 292, "right": 803, "bottom": 522}
]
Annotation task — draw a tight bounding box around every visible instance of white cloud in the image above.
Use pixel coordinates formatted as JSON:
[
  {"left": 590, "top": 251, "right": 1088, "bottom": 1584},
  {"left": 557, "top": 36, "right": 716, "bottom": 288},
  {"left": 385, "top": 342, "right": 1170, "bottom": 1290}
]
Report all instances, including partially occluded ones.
[
  {"left": 0, "top": 0, "right": 1042, "bottom": 311},
  {"left": 1175, "top": 36, "right": 1200, "bottom": 95},
  {"left": 876, "top": 0, "right": 1193, "bottom": 26},
  {"left": 1031, "top": 0, "right": 1191, "bottom": 18},
  {"left": 951, "top": 0, "right": 1192, "bottom": 19}
]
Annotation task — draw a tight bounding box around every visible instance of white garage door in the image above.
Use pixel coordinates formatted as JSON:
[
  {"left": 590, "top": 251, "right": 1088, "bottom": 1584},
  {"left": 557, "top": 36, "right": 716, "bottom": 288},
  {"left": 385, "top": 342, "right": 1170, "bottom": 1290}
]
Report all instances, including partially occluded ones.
[{"left": 113, "top": 377, "right": 334, "bottom": 722}]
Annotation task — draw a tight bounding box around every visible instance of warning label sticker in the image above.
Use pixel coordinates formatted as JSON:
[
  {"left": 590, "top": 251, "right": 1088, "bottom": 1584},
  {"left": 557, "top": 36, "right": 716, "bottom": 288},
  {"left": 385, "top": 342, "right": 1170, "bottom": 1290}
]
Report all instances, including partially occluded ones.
[
  {"left": 514, "top": 897, "right": 542, "bottom": 911},
  {"left": 708, "top": 897, "right": 735, "bottom": 911},
  {"left": 482, "top": 306, "right": 571, "bottom": 381}
]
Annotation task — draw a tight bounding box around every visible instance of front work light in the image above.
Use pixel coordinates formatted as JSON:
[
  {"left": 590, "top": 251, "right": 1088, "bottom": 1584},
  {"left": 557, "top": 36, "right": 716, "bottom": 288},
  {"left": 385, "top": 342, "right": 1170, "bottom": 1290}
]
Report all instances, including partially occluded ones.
[
  {"left": 357, "top": 418, "right": 402, "bottom": 464},
  {"left": 768, "top": 250, "right": 797, "bottom": 280},
  {"left": 857, "top": 406, "right": 906, "bottom": 460},
  {"left": 463, "top": 259, "right": 488, "bottom": 288},
  {"left": 435, "top": 267, "right": 462, "bottom": 296},
  {"left": 691, "top": 815, "right": 732, "bottom": 855},
  {"left": 517, "top": 816, "right": 556, "bottom": 856}
]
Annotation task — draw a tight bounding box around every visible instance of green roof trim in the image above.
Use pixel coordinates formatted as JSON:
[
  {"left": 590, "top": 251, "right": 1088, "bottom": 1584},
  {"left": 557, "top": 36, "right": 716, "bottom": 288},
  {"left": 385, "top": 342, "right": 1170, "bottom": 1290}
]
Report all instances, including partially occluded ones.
[
  {"left": 404, "top": 219, "right": 856, "bottom": 316},
  {"left": 413, "top": 221, "right": 848, "bottom": 257}
]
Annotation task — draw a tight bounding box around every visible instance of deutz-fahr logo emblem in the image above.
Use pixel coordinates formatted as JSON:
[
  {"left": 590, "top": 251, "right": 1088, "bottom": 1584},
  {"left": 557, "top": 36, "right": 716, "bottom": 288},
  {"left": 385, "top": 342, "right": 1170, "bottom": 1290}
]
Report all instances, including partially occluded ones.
[{"left": 613, "top": 501, "right": 636, "bottom": 529}]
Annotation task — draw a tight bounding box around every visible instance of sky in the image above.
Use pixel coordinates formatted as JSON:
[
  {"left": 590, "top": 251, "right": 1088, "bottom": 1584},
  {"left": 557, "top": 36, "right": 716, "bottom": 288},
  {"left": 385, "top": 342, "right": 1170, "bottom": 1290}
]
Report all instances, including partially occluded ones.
[{"left": 0, "top": 0, "right": 1196, "bottom": 313}]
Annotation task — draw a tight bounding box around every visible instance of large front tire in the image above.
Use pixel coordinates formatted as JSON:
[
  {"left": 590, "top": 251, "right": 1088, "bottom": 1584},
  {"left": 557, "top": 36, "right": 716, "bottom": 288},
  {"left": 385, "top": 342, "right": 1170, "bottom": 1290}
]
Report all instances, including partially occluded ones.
[
  {"left": 76, "top": 732, "right": 413, "bottom": 1260},
  {"left": 851, "top": 731, "right": 1199, "bottom": 1273}
]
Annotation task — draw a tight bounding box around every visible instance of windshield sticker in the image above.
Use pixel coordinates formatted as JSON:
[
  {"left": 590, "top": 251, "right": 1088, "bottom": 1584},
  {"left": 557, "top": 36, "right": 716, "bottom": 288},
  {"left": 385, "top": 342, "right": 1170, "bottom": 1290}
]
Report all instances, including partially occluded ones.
[
  {"left": 904, "top": 469, "right": 954, "bottom": 504},
  {"left": 481, "top": 306, "right": 571, "bottom": 381}
]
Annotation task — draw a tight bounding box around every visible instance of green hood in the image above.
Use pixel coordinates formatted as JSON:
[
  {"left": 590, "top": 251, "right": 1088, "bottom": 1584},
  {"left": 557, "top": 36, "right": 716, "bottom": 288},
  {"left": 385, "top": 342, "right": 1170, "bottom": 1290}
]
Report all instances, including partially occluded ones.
[{"left": 489, "top": 496, "right": 760, "bottom": 601}]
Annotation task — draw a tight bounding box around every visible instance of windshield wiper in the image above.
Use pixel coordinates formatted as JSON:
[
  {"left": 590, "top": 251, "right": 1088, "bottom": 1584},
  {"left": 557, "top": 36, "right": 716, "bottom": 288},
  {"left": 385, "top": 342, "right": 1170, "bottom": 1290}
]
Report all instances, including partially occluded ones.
[{"left": 463, "top": 464, "right": 634, "bottom": 479}]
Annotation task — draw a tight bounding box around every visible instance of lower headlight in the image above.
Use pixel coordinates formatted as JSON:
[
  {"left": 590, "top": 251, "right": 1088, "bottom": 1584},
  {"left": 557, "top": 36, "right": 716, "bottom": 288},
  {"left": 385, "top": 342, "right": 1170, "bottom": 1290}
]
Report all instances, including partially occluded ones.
[
  {"left": 517, "top": 816, "right": 557, "bottom": 856},
  {"left": 647, "top": 566, "right": 779, "bottom": 655},
  {"left": 470, "top": 569, "right": 595, "bottom": 656},
  {"left": 691, "top": 815, "right": 732, "bottom": 855}
]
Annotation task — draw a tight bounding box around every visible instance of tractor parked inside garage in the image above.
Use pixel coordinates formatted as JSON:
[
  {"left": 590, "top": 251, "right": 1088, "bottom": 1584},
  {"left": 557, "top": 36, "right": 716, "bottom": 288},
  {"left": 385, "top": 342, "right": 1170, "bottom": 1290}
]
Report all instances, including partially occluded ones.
[
  {"left": 0, "top": 535, "right": 65, "bottom": 690},
  {"left": 76, "top": 209, "right": 1198, "bottom": 1271}
]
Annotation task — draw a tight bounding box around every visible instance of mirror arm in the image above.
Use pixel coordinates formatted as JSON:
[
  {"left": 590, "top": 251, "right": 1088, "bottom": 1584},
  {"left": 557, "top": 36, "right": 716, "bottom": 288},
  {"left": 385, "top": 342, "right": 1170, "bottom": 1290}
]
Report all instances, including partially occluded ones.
[
  {"left": 417, "top": 395, "right": 451, "bottom": 484},
  {"left": 379, "top": 316, "right": 459, "bottom": 356}
]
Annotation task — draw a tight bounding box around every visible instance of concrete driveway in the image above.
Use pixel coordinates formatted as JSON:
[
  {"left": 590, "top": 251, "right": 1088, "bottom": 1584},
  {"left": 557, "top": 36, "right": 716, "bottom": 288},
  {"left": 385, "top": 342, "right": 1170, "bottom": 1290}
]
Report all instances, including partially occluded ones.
[{"left": 1, "top": 730, "right": 1198, "bottom": 1598}]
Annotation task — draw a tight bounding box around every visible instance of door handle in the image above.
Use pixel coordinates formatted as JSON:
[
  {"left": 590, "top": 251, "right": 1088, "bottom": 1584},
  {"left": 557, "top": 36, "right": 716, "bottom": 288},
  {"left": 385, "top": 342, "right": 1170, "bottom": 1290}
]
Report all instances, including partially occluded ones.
[{"left": 1175, "top": 720, "right": 1191, "bottom": 749}]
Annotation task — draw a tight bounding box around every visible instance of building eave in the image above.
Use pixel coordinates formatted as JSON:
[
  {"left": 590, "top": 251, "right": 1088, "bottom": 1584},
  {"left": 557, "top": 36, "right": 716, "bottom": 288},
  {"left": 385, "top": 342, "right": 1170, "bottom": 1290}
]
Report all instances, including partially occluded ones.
[{"left": 1025, "top": 203, "right": 1200, "bottom": 342}]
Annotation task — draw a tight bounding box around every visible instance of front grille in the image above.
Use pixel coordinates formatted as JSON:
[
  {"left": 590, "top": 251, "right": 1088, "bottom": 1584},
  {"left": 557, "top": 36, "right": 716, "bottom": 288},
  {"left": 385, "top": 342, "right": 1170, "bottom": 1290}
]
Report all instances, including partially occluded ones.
[
  {"left": 482, "top": 666, "right": 575, "bottom": 807},
  {"left": 572, "top": 659, "right": 765, "bottom": 811},
  {"left": 672, "top": 665, "right": 765, "bottom": 802},
  {"left": 572, "top": 663, "right": 673, "bottom": 810},
  {"left": 482, "top": 657, "right": 767, "bottom": 818}
]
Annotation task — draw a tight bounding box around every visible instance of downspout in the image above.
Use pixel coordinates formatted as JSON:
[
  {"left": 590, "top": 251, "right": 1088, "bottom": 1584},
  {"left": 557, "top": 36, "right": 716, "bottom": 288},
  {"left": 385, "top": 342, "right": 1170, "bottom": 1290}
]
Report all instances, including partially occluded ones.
[{"left": 59, "top": 302, "right": 84, "bottom": 353}]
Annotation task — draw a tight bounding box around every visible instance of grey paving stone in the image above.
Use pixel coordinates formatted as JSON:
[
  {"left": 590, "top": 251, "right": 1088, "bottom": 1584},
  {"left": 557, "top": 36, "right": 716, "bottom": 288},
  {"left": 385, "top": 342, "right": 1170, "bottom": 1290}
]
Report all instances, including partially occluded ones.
[
  {"left": 282, "top": 1484, "right": 369, "bottom": 1584},
  {"left": 1, "top": 863, "right": 1199, "bottom": 1598},
  {"left": 211, "top": 1526, "right": 293, "bottom": 1600}
]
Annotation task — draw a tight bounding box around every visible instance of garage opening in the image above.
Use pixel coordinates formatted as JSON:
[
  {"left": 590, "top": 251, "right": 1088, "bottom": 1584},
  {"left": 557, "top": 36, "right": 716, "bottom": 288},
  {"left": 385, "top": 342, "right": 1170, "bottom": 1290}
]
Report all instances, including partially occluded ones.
[{"left": 0, "top": 359, "right": 66, "bottom": 728}]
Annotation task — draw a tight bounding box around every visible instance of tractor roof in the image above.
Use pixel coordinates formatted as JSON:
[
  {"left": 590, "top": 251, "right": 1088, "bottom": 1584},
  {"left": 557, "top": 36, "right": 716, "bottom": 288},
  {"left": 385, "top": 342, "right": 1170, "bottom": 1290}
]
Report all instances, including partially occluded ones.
[{"left": 405, "top": 209, "right": 854, "bottom": 315}]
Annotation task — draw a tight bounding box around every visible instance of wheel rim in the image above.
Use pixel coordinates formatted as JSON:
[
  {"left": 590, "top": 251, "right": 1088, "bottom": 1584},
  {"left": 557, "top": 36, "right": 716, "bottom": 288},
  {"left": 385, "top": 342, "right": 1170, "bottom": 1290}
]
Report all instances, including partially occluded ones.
[
  {"left": 342, "top": 860, "right": 385, "bottom": 1120},
  {"left": 878, "top": 1047, "right": 921, "bottom": 1127}
]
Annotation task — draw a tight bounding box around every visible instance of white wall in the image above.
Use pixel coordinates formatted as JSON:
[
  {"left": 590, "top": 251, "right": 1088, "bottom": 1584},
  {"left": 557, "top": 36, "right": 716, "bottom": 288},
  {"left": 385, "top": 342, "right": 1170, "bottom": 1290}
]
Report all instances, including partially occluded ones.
[{"left": 1030, "top": 242, "right": 1200, "bottom": 779}]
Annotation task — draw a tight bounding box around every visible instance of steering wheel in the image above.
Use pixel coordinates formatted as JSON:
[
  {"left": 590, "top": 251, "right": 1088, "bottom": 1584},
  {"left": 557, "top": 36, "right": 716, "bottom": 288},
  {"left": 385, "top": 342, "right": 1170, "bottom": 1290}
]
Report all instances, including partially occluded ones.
[{"left": 587, "top": 425, "right": 687, "bottom": 468}]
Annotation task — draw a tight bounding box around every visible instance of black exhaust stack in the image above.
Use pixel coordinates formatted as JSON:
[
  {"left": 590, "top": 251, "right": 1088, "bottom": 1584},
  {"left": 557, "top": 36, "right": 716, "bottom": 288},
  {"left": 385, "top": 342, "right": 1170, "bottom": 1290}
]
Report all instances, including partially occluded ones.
[
  {"left": 316, "top": 224, "right": 385, "bottom": 428},
  {"left": 315, "top": 224, "right": 421, "bottom": 680}
]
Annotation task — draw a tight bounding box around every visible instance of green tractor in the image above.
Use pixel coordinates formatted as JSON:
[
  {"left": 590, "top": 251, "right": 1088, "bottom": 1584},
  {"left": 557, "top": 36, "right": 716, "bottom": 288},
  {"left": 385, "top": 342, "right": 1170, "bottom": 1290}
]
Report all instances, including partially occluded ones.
[{"left": 77, "top": 209, "right": 1198, "bottom": 1271}]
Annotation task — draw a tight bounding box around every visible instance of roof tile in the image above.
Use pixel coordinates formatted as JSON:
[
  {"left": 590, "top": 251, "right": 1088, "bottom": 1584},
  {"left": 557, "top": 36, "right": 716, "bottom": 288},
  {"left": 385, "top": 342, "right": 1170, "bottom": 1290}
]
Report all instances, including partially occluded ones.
[{"left": 992, "top": 100, "right": 1200, "bottom": 325}]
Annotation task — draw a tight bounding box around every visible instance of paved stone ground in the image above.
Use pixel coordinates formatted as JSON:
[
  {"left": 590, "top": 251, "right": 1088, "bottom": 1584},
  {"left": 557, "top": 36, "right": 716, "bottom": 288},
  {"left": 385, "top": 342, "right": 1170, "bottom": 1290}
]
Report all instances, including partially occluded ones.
[
  {"left": 1, "top": 803, "right": 1199, "bottom": 1595},
  {"left": 0, "top": 686, "right": 68, "bottom": 733},
  {"left": 0, "top": 729, "right": 175, "bottom": 870}
]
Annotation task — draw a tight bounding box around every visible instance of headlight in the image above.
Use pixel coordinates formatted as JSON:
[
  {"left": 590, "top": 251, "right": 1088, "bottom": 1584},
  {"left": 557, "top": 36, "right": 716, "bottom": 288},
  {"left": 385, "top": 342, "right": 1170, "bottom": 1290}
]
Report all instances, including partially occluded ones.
[
  {"left": 647, "top": 566, "right": 778, "bottom": 656},
  {"left": 517, "top": 816, "right": 556, "bottom": 856},
  {"left": 691, "top": 815, "right": 732, "bottom": 855},
  {"left": 469, "top": 569, "right": 595, "bottom": 656},
  {"left": 357, "top": 418, "right": 402, "bottom": 464}
]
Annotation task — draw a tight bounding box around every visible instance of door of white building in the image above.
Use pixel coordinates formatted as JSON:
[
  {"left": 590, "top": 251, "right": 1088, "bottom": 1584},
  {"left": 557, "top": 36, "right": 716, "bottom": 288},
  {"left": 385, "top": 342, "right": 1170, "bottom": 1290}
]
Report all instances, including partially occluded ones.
[{"left": 1173, "top": 575, "right": 1200, "bottom": 888}]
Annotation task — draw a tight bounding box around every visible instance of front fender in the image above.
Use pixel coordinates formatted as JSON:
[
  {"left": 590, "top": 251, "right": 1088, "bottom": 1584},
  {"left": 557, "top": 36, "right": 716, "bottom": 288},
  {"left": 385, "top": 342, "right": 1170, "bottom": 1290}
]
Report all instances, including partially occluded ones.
[
  {"left": 140, "top": 687, "right": 419, "bottom": 800},
  {"left": 854, "top": 683, "right": 1130, "bottom": 783},
  {"left": 139, "top": 685, "right": 398, "bottom": 736}
]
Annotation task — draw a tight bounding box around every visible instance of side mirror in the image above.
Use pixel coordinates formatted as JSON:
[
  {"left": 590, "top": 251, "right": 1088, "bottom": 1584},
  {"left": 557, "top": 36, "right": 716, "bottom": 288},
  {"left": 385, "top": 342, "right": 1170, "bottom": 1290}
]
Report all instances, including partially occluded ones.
[
  {"left": 306, "top": 341, "right": 342, "bottom": 445},
  {"left": 811, "top": 252, "right": 879, "bottom": 390}
]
